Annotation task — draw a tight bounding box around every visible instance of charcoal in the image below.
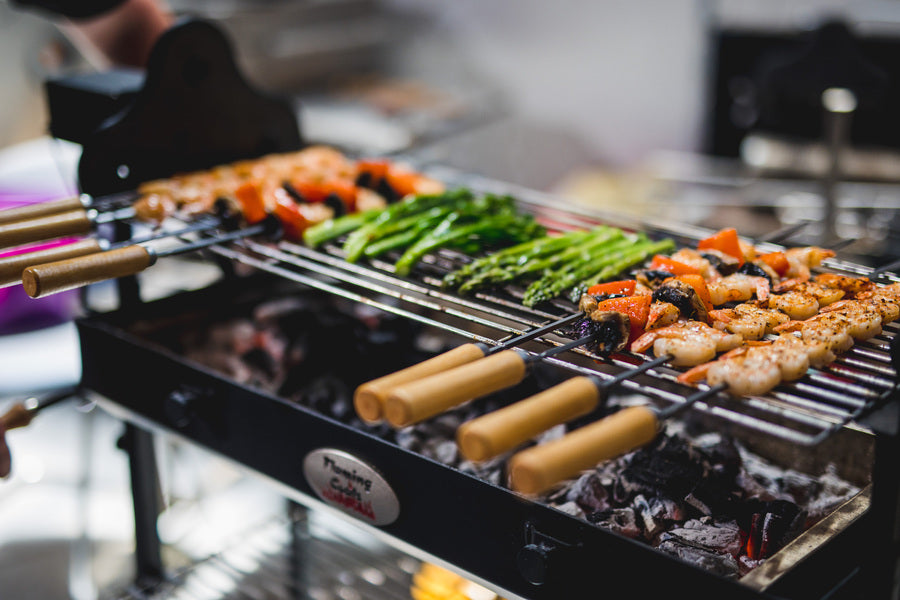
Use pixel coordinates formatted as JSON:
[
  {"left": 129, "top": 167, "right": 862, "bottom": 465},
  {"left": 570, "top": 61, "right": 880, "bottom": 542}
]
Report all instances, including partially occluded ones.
[
  {"left": 587, "top": 508, "right": 642, "bottom": 540},
  {"left": 657, "top": 536, "right": 740, "bottom": 578},
  {"left": 553, "top": 501, "right": 585, "bottom": 519},
  {"left": 619, "top": 435, "right": 706, "bottom": 500},
  {"left": 565, "top": 472, "right": 609, "bottom": 514},
  {"left": 633, "top": 494, "right": 666, "bottom": 540}
]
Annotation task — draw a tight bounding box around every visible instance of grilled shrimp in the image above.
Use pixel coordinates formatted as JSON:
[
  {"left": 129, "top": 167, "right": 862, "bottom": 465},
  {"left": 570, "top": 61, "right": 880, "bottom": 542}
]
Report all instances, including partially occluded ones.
[
  {"left": 688, "top": 346, "right": 782, "bottom": 396},
  {"left": 631, "top": 320, "right": 743, "bottom": 366},
  {"left": 706, "top": 273, "right": 771, "bottom": 306},
  {"left": 671, "top": 248, "right": 720, "bottom": 280},
  {"left": 709, "top": 304, "right": 789, "bottom": 340},
  {"left": 646, "top": 301, "right": 681, "bottom": 329},
  {"left": 784, "top": 247, "right": 835, "bottom": 279},
  {"left": 767, "top": 289, "right": 821, "bottom": 320},
  {"left": 774, "top": 279, "right": 845, "bottom": 306},
  {"left": 854, "top": 290, "right": 900, "bottom": 323},
  {"left": 775, "top": 312, "right": 854, "bottom": 353},
  {"left": 814, "top": 273, "right": 875, "bottom": 295},
  {"left": 818, "top": 300, "right": 884, "bottom": 340}
]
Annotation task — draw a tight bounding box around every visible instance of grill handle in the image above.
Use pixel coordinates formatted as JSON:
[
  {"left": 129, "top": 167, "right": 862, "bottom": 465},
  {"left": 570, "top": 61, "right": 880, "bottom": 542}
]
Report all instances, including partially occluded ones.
[
  {"left": 0, "top": 210, "right": 93, "bottom": 251},
  {"left": 354, "top": 343, "right": 488, "bottom": 423},
  {"left": 508, "top": 405, "right": 659, "bottom": 496},
  {"left": 384, "top": 349, "right": 529, "bottom": 428},
  {"left": 0, "top": 239, "right": 105, "bottom": 289},
  {"left": 22, "top": 245, "right": 155, "bottom": 299},
  {"left": 457, "top": 376, "right": 601, "bottom": 462},
  {"left": 0, "top": 197, "right": 84, "bottom": 225}
]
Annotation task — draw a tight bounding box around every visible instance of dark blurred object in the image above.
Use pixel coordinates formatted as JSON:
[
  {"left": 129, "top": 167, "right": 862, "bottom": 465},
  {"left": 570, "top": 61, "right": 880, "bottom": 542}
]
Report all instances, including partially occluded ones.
[
  {"left": 706, "top": 18, "right": 900, "bottom": 181},
  {"left": 46, "top": 18, "right": 302, "bottom": 197}
]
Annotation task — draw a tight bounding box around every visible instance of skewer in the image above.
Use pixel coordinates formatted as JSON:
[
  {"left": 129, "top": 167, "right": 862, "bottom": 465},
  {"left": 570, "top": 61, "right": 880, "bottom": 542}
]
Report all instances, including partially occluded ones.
[
  {"left": 0, "top": 215, "right": 225, "bottom": 289},
  {"left": 382, "top": 320, "right": 628, "bottom": 429},
  {"left": 353, "top": 312, "right": 584, "bottom": 423},
  {"left": 0, "top": 205, "right": 136, "bottom": 251},
  {"left": 456, "top": 354, "right": 672, "bottom": 462},
  {"left": 757, "top": 220, "right": 814, "bottom": 244},
  {"left": 0, "top": 192, "right": 135, "bottom": 226},
  {"left": 507, "top": 383, "right": 729, "bottom": 496},
  {"left": 21, "top": 215, "right": 280, "bottom": 299}
]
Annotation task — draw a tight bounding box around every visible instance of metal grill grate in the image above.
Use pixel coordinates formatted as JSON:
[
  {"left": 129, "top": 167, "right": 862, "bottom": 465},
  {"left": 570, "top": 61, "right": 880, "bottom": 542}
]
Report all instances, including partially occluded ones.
[{"left": 190, "top": 177, "right": 900, "bottom": 449}]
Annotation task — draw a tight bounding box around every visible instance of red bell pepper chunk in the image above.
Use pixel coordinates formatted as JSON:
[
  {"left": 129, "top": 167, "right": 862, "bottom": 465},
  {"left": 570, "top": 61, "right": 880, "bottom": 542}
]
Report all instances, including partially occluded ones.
[
  {"left": 697, "top": 228, "right": 745, "bottom": 265},
  {"left": 594, "top": 294, "right": 652, "bottom": 343},
  {"left": 234, "top": 181, "right": 268, "bottom": 224},
  {"left": 649, "top": 255, "right": 701, "bottom": 276},
  {"left": 758, "top": 251, "right": 789, "bottom": 277},
  {"left": 586, "top": 279, "right": 636, "bottom": 297},
  {"left": 356, "top": 159, "right": 390, "bottom": 183},
  {"left": 273, "top": 189, "right": 308, "bottom": 241}
]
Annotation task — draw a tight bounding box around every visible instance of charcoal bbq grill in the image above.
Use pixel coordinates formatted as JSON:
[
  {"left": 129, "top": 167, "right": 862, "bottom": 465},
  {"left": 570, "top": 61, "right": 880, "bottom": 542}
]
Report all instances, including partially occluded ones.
[{"left": 36, "top": 17, "right": 900, "bottom": 600}]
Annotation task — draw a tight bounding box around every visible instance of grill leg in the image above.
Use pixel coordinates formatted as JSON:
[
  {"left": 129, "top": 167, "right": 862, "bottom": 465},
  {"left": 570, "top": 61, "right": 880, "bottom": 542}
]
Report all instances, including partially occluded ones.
[
  {"left": 863, "top": 400, "right": 900, "bottom": 599},
  {"left": 288, "top": 501, "right": 310, "bottom": 600},
  {"left": 118, "top": 423, "right": 164, "bottom": 586}
]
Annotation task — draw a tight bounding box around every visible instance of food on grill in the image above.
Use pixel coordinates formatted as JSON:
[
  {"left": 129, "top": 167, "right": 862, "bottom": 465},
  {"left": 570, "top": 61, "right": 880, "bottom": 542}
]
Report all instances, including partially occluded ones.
[
  {"left": 305, "top": 188, "right": 546, "bottom": 276},
  {"left": 132, "top": 146, "right": 443, "bottom": 234},
  {"left": 631, "top": 319, "right": 744, "bottom": 367},
  {"left": 440, "top": 225, "right": 676, "bottom": 306},
  {"left": 678, "top": 281, "right": 900, "bottom": 396}
]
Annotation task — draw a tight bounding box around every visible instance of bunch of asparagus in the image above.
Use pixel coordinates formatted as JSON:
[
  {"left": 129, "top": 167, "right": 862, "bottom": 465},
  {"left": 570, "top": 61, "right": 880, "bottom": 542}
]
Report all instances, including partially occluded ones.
[
  {"left": 302, "top": 189, "right": 546, "bottom": 277},
  {"left": 442, "top": 226, "right": 675, "bottom": 307}
]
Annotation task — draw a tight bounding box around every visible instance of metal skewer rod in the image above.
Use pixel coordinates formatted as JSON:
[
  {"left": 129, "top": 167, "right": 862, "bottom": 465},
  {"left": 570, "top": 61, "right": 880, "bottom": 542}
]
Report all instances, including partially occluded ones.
[
  {"left": 20, "top": 216, "right": 279, "bottom": 299},
  {"left": 0, "top": 215, "right": 226, "bottom": 289}
]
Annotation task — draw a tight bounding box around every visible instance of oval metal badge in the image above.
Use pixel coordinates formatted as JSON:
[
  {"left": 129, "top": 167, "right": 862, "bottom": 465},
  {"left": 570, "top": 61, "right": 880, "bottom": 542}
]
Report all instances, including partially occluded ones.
[{"left": 303, "top": 448, "right": 400, "bottom": 526}]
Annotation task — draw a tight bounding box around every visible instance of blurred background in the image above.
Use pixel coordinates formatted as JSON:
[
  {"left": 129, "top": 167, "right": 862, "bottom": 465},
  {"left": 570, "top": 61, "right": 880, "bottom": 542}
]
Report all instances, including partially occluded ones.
[{"left": 1, "top": 1, "right": 900, "bottom": 598}]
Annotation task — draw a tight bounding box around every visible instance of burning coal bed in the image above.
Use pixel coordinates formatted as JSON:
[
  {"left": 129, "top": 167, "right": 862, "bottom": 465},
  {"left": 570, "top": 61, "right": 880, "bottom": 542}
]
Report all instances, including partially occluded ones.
[{"left": 153, "top": 295, "right": 862, "bottom": 579}]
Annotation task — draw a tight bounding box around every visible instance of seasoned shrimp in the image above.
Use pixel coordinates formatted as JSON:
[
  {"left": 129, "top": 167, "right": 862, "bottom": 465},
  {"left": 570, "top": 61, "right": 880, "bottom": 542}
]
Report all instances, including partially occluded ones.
[
  {"left": 631, "top": 320, "right": 743, "bottom": 366},
  {"left": 774, "top": 279, "right": 845, "bottom": 306},
  {"left": 784, "top": 247, "right": 835, "bottom": 279},
  {"left": 819, "top": 299, "right": 884, "bottom": 340},
  {"left": 814, "top": 273, "right": 875, "bottom": 295},
  {"left": 705, "top": 347, "right": 783, "bottom": 396},
  {"left": 767, "top": 289, "right": 821, "bottom": 321},
  {"left": 710, "top": 304, "right": 789, "bottom": 340},
  {"left": 775, "top": 312, "right": 854, "bottom": 353},
  {"left": 671, "top": 248, "right": 720, "bottom": 280},
  {"left": 854, "top": 289, "right": 900, "bottom": 323},
  {"left": 646, "top": 301, "right": 681, "bottom": 330},
  {"left": 706, "top": 273, "right": 771, "bottom": 306}
]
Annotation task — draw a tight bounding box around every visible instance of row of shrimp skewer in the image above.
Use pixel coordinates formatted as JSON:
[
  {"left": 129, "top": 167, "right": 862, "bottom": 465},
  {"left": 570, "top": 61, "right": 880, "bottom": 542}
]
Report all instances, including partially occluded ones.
[{"left": 576, "top": 229, "right": 898, "bottom": 397}]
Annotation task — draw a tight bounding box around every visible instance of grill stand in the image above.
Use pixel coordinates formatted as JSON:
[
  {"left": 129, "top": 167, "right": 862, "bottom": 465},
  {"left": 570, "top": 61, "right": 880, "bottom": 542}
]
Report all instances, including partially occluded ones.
[
  {"left": 863, "top": 399, "right": 900, "bottom": 599},
  {"left": 117, "top": 424, "right": 165, "bottom": 586}
]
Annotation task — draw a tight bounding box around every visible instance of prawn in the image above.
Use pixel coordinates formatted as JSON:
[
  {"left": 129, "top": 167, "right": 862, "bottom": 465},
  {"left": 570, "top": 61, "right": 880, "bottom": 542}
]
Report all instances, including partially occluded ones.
[
  {"left": 706, "top": 273, "right": 771, "bottom": 306},
  {"left": 709, "top": 304, "right": 789, "bottom": 340},
  {"left": 631, "top": 320, "right": 743, "bottom": 367},
  {"left": 784, "top": 247, "right": 835, "bottom": 279}
]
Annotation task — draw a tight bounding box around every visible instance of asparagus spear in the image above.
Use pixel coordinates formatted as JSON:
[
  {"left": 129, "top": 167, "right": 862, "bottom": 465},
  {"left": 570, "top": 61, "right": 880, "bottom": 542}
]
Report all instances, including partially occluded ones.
[
  {"left": 394, "top": 211, "right": 543, "bottom": 277},
  {"left": 522, "top": 238, "right": 674, "bottom": 307},
  {"left": 343, "top": 189, "right": 475, "bottom": 262},
  {"left": 442, "top": 228, "right": 598, "bottom": 291},
  {"left": 302, "top": 208, "right": 382, "bottom": 248},
  {"left": 567, "top": 238, "right": 675, "bottom": 301},
  {"left": 458, "top": 228, "right": 627, "bottom": 294}
]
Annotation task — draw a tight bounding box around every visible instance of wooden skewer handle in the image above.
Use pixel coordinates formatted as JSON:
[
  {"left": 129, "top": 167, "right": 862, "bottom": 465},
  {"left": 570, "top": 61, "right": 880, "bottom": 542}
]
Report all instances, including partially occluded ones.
[
  {"left": 0, "top": 209, "right": 92, "bottom": 250},
  {"left": 0, "top": 197, "right": 84, "bottom": 225},
  {"left": 457, "top": 376, "right": 601, "bottom": 463},
  {"left": 22, "top": 245, "right": 154, "bottom": 299},
  {"left": 384, "top": 349, "right": 529, "bottom": 428},
  {"left": 354, "top": 343, "right": 487, "bottom": 423},
  {"left": 508, "top": 405, "right": 659, "bottom": 496},
  {"left": 0, "top": 239, "right": 104, "bottom": 288},
  {"left": 0, "top": 403, "right": 35, "bottom": 431}
]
